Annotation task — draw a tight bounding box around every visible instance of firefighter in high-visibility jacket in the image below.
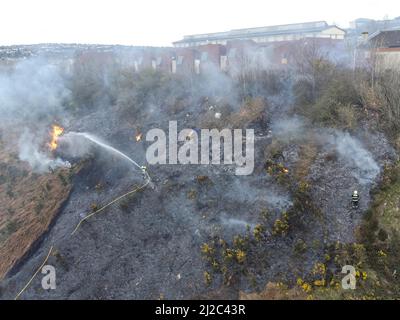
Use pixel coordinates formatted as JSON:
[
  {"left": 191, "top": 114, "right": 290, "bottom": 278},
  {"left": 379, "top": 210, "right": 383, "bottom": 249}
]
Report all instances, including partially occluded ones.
[
  {"left": 352, "top": 190, "right": 360, "bottom": 209},
  {"left": 140, "top": 166, "right": 148, "bottom": 180}
]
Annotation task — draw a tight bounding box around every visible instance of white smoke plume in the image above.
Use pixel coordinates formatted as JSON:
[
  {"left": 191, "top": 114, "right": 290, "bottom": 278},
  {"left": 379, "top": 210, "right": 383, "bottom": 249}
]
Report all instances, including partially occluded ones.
[
  {"left": 271, "top": 116, "right": 381, "bottom": 184},
  {"left": 271, "top": 116, "right": 306, "bottom": 138},
  {"left": 0, "top": 58, "right": 70, "bottom": 126},
  {"left": 0, "top": 58, "right": 72, "bottom": 173},
  {"left": 221, "top": 217, "right": 256, "bottom": 230},
  {"left": 18, "top": 130, "right": 70, "bottom": 173},
  {"left": 328, "top": 131, "right": 380, "bottom": 184},
  {"left": 58, "top": 132, "right": 93, "bottom": 158}
]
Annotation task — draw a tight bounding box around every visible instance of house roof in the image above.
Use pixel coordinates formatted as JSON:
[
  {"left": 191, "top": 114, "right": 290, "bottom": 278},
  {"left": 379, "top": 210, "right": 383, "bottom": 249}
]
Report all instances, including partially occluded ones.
[{"left": 368, "top": 29, "right": 400, "bottom": 48}]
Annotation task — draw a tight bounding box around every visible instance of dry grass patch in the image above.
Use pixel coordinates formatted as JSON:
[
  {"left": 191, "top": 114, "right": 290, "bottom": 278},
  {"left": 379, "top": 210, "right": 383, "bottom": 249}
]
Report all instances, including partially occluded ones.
[{"left": 0, "top": 146, "right": 79, "bottom": 279}]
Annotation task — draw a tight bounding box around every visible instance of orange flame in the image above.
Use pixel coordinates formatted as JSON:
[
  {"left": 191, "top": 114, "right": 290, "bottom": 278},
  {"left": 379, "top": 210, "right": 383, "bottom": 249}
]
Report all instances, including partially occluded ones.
[
  {"left": 135, "top": 133, "right": 142, "bottom": 142},
  {"left": 282, "top": 168, "right": 289, "bottom": 174},
  {"left": 49, "top": 125, "right": 64, "bottom": 151}
]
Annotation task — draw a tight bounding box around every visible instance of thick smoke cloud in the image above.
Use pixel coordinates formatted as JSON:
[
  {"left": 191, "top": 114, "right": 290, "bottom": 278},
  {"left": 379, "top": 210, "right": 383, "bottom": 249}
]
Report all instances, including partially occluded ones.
[
  {"left": 0, "top": 58, "right": 71, "bottom": 172},
  {"left": 18, "top": 130, "right": 70, "bottom": 173},
  {"left": 329, "top": 131, "right": 380, "bottom": 184},
  {"left": 0, "top": 58, "right": 70, "bottom": 126}
]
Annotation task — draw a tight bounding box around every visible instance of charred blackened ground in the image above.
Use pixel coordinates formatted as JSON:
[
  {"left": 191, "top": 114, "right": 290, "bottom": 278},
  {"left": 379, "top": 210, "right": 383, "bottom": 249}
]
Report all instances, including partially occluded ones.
[{"left": 0, "top": 44, "right": 399, "bottom": 299}]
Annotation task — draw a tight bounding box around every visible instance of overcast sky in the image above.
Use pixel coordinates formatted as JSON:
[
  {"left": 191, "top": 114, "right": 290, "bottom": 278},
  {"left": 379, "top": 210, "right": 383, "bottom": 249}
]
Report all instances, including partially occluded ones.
[{"left": 1, "top": 0, "right": 399, "bottom": 46}]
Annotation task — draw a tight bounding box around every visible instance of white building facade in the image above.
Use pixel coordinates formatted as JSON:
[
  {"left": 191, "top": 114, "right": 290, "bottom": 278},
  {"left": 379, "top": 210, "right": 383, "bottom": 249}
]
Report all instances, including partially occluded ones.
[{"left": 173, "top": 21, "right": 346, "bottom": 48}]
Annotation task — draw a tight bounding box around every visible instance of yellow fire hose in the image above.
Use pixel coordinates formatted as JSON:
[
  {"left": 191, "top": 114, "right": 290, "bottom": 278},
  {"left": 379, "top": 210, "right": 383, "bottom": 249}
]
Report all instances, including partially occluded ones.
[
  {"left": 14, "top": 168, "right": 151, "bottom": 299},
  {"left": 71, "top": 177, "right": 150, "bottom": 235},
  {"left": 14, "top": 246, "right": 54, "bottom": 300}
]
